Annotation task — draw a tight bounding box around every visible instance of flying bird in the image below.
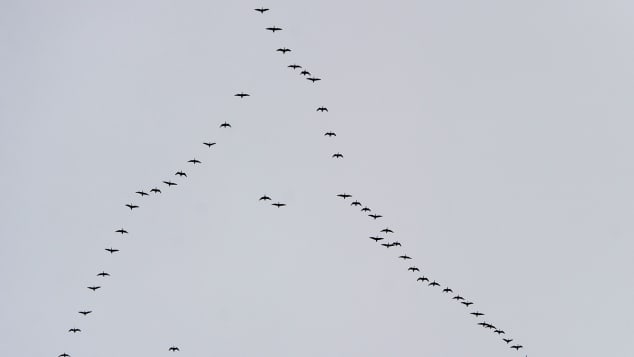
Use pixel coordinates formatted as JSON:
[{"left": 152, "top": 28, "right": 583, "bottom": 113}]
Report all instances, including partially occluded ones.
[
  {"left": 266, "top": 26, "right": 282, "bottom": 32},
  {"left": 369, "top": 236, "right": 383, "bottom": 242},
  {"left": 398, "top": 255, "right": 412, "bottom": 260},
  {"left": 428, "top": 281, "right": 440, "bottom": 287},
  {"left": 380, "top": 228, "right": 394, "bottom": 234},
  {"left": 484, "top": 323, "right": 496, "bottom": 329},
  {"left": 477, "top": 322, "right": 488, "bottom": 327},
  {"left": 494, "top": 329, "right": 505, "bottom": 335},
  {"left": 254, "top": 7, "right": 269, "bottom": 13},
  {"left": 68, "top": 328, "right": 81, "bottom": 333},
  {"left": 105, "top": 248, "right": 119, "bottom": 254},
  {"left": 391, "top": 241, "right": 402, "bottom": 246},
  {"left": 203, "top": 142, "right": 216, "bottom": 147},
  {"left": 135, "top": 190, "right": 148, "bottom": 197},
  {"left": 510, "top": 345, "right": 523, "bottom": 350},
  {"left": 234, "top": 92, "right": 250, "bottom": 98},
  {"left": 417, "top": 276, "right": 429, "bottom": 282},
  {"left": 442, "top": 287, "right": 453, "bottom": 293},
  {"left": 369, "top": 214, "right": 382, "bottom": 219},
  {"left": 175, "top": 171, "right": 187, "bottom": 177},
  {"left": 125, "top": 204, "right": 139, "bottom": 210},
  {"left": 307, "top": 77, "right": 321, "bottom": 82},
  {"left": 300, "top": 70, "right": 311, "bottom": 76},
  {"left": 169, "top": 346, "right": 180, "bottom": 352},
  {"left": 453, "top": 295, "right": 465, "bottom": 301},
  {"left": 87, "top": 286, "right": 101, "bottom": 291},
  {"left": 163, "top": 181, "right": 177, "bottom": 186},
  {"left": 381, "top": 243, "right": 395, "bottom": 248},
  {"left": 408, "top": 267, "right": 420, "bottom": 272},
  {"left": 78, "top": 310, "right": 92, "bottom": 316},
  {"left": 503, "top": 338, "right": 513, "bottom": 344},
  {"left": 259, "top": 195, "right": 272, "bottom": 201},
  {"left": 97, "top": 271, "right": 110, "bottom": 277},
  {"left": 332, "top": 153, "right": 343, "bottom": 158},
  {"left": 276, "top": 47, "right": 291, "bottom": 54},
  {"left": 220, "top": 122, "right": 231, "bottom": 128},
  {"left": 324, "top": 131, "right": 336, "bottom": 137},
  {"left": 272, "top": 202, "right": 286, "bottom": 208},
  {"left": 59, "top": 353, "right": 70, "bottom": 357},
  {"left": 150, "top": 187, "right": 162, "bottom": 193},
  {"left": 188, "top": 158, "right": 201, "bottom": 164},
  {"left": 361, "top": 206, "right": 371, "bottom": 212},
  {"left": 461, "top": 301, "right": 474, "bottom": 307},
  {"left": 115, "top": 228, "right": 128, "bottom": 234},
  {"left": 350, "top": 200, "right": 362, "bottom": 206},
  {"left": 337, "top": 193, "right": 352, "bottom": 199},
  {"left": 471, "top": 312, "right": 484, "bottom": 317},
  {"left": 317, "top": 107, "right": 328, "bottom": 112},
  {"left": 288, "top": 64, "right": 301, "bottom": 69}
]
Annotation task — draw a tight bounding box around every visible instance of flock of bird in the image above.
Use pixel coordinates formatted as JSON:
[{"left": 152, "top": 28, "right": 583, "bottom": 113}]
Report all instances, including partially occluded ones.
[{"left": 55, "top": 5, "right": 526, "bottom": 357}]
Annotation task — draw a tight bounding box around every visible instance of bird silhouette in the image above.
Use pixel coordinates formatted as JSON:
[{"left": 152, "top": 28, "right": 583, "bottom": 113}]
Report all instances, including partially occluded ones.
[
  {"left": 272, "top": 202, "right": 286, "bottom": 208},
  {"left": 391, "top": 241, "right": 402, "bottom": 246},
  {"left": 105, "top": 248, "right": 119, "bottom": 254},
  {"left": 78, "top": 310, "right": 92, "bottom": 316},
  {"left": 234, "top": 92, "right": 250, "bottom": 98},
  {"left": 87, "top": 286, "right": 101, "bottom": 291},
  {"left": 494, "top": 329, "right": 505, "bottom": 335},
  {"left": 369, "top": 236, "right": 383, "bottom": 242},
  {"left": 68, "top": 328, "right": 81, "bottom": 333},
  {"left": 175, "top": 171, "right": 187, "bottom": 177},
  {"left": 203, "top": 142, "right": 216, "bottom": 147},
  {"left": 317, "top": 107, "right": 328, "bottom": 112},
  {"left": 477, "top": 322, "right": 488, "bottom": 327},
  {"left": 471, "top": 312, "right": 484, "bottom": 317},
  {"left": 380, "top": 228, "right": 394, "bottom": 234},
  {"left": 511, "top": 345, "right": 523, "bottom": 350},
  {"left": 369, "top": 214, "right": 382, "bottom": 219},
  {"left": 381, "top": 243, "right": 395, "bottom": 248},
  {"left": 462, "top": 301, "right": 474, "bottom": 307},
  {"left": 484, "top": 323, "right": 496, "bottom": 329},
  {"left": 169, "top": 346, "right": 180, "bottom": 351},
  {"left": 125, "top": 204, "right": 139, "bottom": 210},
  {"left": 360, "top": 207, "right": 371, "bottom": 212},
  {"left": 408, "top": 267, "right": 420, "bottom": 272},
  {"left": 399, "top": 255, "right": 412, "bottom": 260},
  {"left": 288, "top": 64, "right": 301, "bottom": 70},
  {"left": 307, "top": 77, "right": 321, "bottom": 82},
  {"left": 259, "top": 195, "right": 272, "bottom": 201},
  {"left": 150, "top": 187, "right": 162, "bottom": 193},
  {"left": 220, "top": 122, "right": 231, "bottom": 128},
  {"left": 324, "top": 131, "right": 336, "bottom": 137},
  {"left": 265, "top": 26, "right": 281, "bottom": 32},
  {"left": 442, "top": 287, "right": 453, "bottom": 293},
  {"left": 503, "top": 338, "right": 513, "bottom": 344},
  {"left": 276, "top": 47, "right": 291, "bottom": 54},
  {"left": 428, "top": 281, "right": 440, "bottom": 287},
  {"left": 254, "top": 7, "right": 269, "bottom": 13},
  {"left": 115, "top": 228, "right": 128, "bottom": 234},
  {"left": 188, "top": 158, "right": 201, "bottom": 164},
  {"left": 59, "top": 353, "right": 70, "bottom": 357},
  {"left": 135, "top": 191, "right": 148, "bottom": 197},
  {"left": 337, "top": 193, "right": 352, "bottom": 199},
  {"left": 97, "top": 271, "right": 110, "bottom": 277},
  {"left": 453, "top": 295, "right": 465, "bottom": 301},
  {"left": 417, "top": 276, "right": 429, "bottom": 282},
  {"left": 350, "top": 200, "right": 362, "bottom": 206},
  {"left": 300, "top": 70, "right": 311, "bottom": 76},
  {"left": 332, "top": 153, "right": 343, "bottom": 158},
  {"left": 163, "top": 181, "right": 177, "bottom": 187}
]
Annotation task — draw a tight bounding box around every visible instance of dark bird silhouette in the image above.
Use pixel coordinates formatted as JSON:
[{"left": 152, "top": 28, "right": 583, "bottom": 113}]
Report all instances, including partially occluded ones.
[
  {"left": 78, "top": 310, "right": 92, "bottom": 316},
  {"left": 453, "top": 295, "right": 465, "bottom": 301},
  {"left": 391, "top": 241, "right": 402, "bottom": 246},
  {"left": 417, "top": 276, "right": 429, "bottom": 282},
  {"left": 220, "top": 122, "right": 231, "bottom": 128},
  {"left": 59, "top": 353, "right": 70, "bottom": 357},
  {"left": 408, "top": 267, "right": 420, "bottom": 272},
  {"left": 150, "top": 187, "right": 162, "bottom": 193},
  {"left": 288, "top": 64, "right": 301, "bottom": 69},
  {"left": 471, "top": 311, "right": 484, "bottom": 317},
  {"left": 105, "top": 248, "right": 119, "bottom": 254},
  {"left": 477, "top": 322, "right": 488, "bottom": 327},
  {"left": 68, "top": 328, "right": 81, "bottom": 333},
  {"left": 307, "top": 77, "right": 321, "bottom": 82},
  {"left": 442, "top": 287, "right": 453, "bottom": 293},
  {"left": 300, "top": 70, "right": 311, "bottom": 76},
  {"left": 115, "top": 228, "right": 128, "bottom": 234},
  {"left": 317, "top": 106, "right": 328, "bottom": 112},
  {"left": 332, "top": 153, "right": 343, "bottom": 158},
  {"left": 380, "top": 228, "right": 394, "bottom": 234},
  {"left": 381, "top": 243, "right": 395, "bottom": 248},
  {"left": 369, "top": 214, "right": 382, "bottom": 219},
  {"left": 503, "top": 338, "right": 513, "bottom": 344},
  {"left": 484, "top": 323, "right": 496, "bottom": 329},
  {"left": 511, "top": 345, "right": 523, "bottom": 350},
  {"left": 350, "top": 200, "right": 362, "bottom": 206},
  {"left": 361, "top": 206, "right": 371, "bottom": 212},
  {"left": 87, "top": 286, "right": 101, "bottom": 291},
  {"left": 266, "top": 26, "right": 282, "bottom": 32},
  {"left": 272, "top": 202, "right": 286, "bottom": 208},
  {"left": 169, "top": 346, "right": 180, "bottom": 352},
  {"left": 175, "top": 171, "right": 187, "bottom": 177},
  {"left": 259, "top": 195, "right": 272, "bottom": 201},
  {"left": 234, "top": 92, "right": 250, "bottom": 98},
  {"left": 188, "top": 158, "right": 201, "bottom": 164},
  {"left": 494, "top": 329, "right": 505, "bottom": 335},
  {"left": 135, "top": 190, "right": 148, "bottom": 197},
  {"left": 203, "top": 142, "right": 216, "bottom": 147},
  {"left": 276, "top": 47, "right": 291, "bottom": 54},
  {"left": 428, "top": 281, "right": 440, "bottom": 287},
  {"left": 399, "top": 255, "right": 412, "bottom": 260},
  {"left": 337, "top": 193, "right": 352, "bottom": 199},
  {"left": 462, "top": 301, "right": 474, "bottom": 307},
  {"left": 369, "top": 236, "right": 383, "bottom": 242},
  {"left": 125, "top": 204, "right": 139, "bottom": 210},
  {"left": 97, "top": 271, "right": 110, "bottom": 277},
  {"left": 163, "top": 181, "right": 177, "bottom": 187},
  {"left": 255, "top": 7, "right": 269, "bottom": 13},
  {"left": 324, "top": 131, "right": 336, "bottom": 137}
]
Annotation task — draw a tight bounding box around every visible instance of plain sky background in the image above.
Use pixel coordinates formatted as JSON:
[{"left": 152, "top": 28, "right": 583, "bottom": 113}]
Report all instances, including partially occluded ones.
[{"left": 1, "top": 0, "right": 633, "bottom": 356}]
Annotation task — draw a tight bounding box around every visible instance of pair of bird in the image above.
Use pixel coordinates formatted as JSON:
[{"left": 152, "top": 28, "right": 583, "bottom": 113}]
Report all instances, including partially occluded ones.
[{"left": 259, "top": 195, "right": 286, "bottom": 208}]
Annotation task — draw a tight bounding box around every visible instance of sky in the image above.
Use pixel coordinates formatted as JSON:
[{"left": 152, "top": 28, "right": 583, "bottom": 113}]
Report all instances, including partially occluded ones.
[{"left": 1, "top": 0, "right": 634, "bottom": 356}]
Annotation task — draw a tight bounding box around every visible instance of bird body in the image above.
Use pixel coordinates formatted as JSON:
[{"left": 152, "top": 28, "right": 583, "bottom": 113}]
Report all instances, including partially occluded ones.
[
  {"left": 97, "top": 271, "right": 110, "bottom": 277},
  {"left": 399, "top": 255, "right": 412, "bottom": 260},
  {"left": 300, "top": 70, "right": 311, "bottom": 76},
  {"left": 332, "top": 153, "right": 343, "bottom": 158},
  {"left": 511, "top": 345, "right": 523, "bottom": 350},
  {"left": 259, "top": 195, "right": 272, "bottom": 201},
  {"left": 276, "top": 47, "right": 291, "bottom": 54},
  {"left": 188, "top": 158, "right": 201, "bottom": 164},
  {"left": 361, "top": 207, "right": 371, "bottom": 212},
  {"left": 272, "top": 202, "right": 286, "bottom": 208},
  {"left": 78, "top": 310, "right": 92, "bottom": 315},
  {"left": 220, "top": 122, "right": 231, "bottom": 128},
  {"left": 369, "top": 236, "right": 383, "bottom": 242},
  {"left": 380, "top": 228, "right": 394, "bottom": 234},
  {"left": 417, "top": 276, "right": 429, "bottom": 282},
  {"left": 408, "top": 267, "right": 420, "bottom": 272},
  {"left": 429, "top": 281, "right": 440, "bottom": 287},
  {"left": 150, "top": 187, "right": 162, "bottom": 193},
  {"left": 462, "top": 301, "right": 474, "bottom": 307},
  {"left": 317, "top": 106, "right": 328, "bottom": 112},
  {"left": 163, "top": 181, "right": 177, "bottom": 186},
  {"left": 288, "top": 64, "right": 301, "bottom": 69},
  {"left": 135, "top": 191, "right": 148, "bottom": 196},
  {"left": 234, "top": 92, "right": 250, "bottom": 98},
  {"left": 115, "top": 228, "right": 128, "bottom": 234},
  {"left": 307, "top": 77, "right": 321, "bottom": 82},
  {"left": 453, "top": 295, "right": 465, "bottom": 301},
  {"left": 337, "top": 193, "right": 352, "bottom": 199},
  {"left": 87, "top": 286, "right": 101, "bottom": 291},
  {"left": 324, "top": 131, "right": 336, "bottom": 137},
  {"left": 68, "top": 328, "right": 81, "bottom": 333},
  {"left": 369, "top": 214, "right": 382, "bottom": 219},
  {"left": 125, "top": 204, "right": 139, "bottom": 210},
  {"left": 266, "top": 26, "right": 281, "bottom": 32},
  {"left": 105, "top": 248, "right": 119, "bottom": 254},
  {"left": 471, "top": 312, "right": 484, "bottom": 317},
  {"left": 175, "top": 171, "right": 187, "bottom": 177},
  {"left": 503, "top": 338, "right": 513, "bottom": 344},
  {"left": 255, "top": 7, "right": 269, "bottom": 13},
  {"left": 203, "top": 142, "right": 216, "bottom": 147},
  {"left": 169, "top": 346, "right": 180, "bottom": 352},
  {"left": 381, "top": 243, "right": 395, "bottom": 248},
  {"left": 442, "top": 287, "right": 453, "bottom": 293},
  {"left": 351, "top": 200, "right": 362, "bottom": 206}
]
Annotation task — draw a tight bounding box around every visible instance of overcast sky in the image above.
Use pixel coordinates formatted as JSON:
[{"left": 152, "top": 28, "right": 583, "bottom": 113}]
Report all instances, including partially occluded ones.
[{"left": 2, "top": 1, "right": 634, "bottom": 356}]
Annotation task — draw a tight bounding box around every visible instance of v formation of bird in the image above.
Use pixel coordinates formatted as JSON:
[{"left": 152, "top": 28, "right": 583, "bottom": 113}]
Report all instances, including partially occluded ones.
[{"left": 56, "top": 6, "right": 525, "bottom": 357}]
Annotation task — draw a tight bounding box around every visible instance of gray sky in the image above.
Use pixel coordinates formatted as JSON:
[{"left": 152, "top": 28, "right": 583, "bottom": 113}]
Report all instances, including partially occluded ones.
[{"left": 1, "top": 0, "right": 633, "bottom": 356}]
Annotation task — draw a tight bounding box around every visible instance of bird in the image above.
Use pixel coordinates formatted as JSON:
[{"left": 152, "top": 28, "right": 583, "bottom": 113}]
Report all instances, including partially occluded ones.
[
  {"left": 317, "top": 106, "right": 328, "bottom": 112},
  {"left": 380, "top": 228, "right": 394, "bottom": 234},
  {"left": 163, "top": 181, "right": 177, "bottom": 187},
  {"left": 369, "top": 236, "right": 383, "bottom": 242},
  {"left": 265, "top": 26, "right": 281, "bottom": 32},
  {"left": 175, "top": 171, "right": 187, "bottom": 177},
  {"left": 462, "top": 301, "right": 474, "bottom": 307},
  {"left": 220, "top": 122, "right": 231, "bottom": 128},
  {"left": 115, "top": 228, "right": 128, "bottom": 234},
  {"left": 78, "top": 310, "right": 92, "bottom": 316},
  {"left": 105, "top": 248, "right": 119, "bottom": 254},
  {"left": 417, "top": 276, "right": 429, "bottom": 282},
  {"left": 381, "top": 242, "right": 395, "bottom": 248},
  {"left": 307, "top": 77, "right": 321, "bottom": 82},
  {"left": 428, "top": 281, "right": 440, "bottom": 287},
  {"left": 408, "top": 267, "right": 420, "bottom": 272},
  {"left": 300, "top": 70, "right": 311, "bottom": 76},
  {"left": 453, "top": 295, "right": 465, "bottom": 301},
  {"left": 337, "top": 193, "right": 352, "bottom": 199},
  {"left": 254, "top": 7, "right": 269, "bottom": 13},
  {"left": 97, "top": 271, "right": 110, "bottom": 277},
  {"left": 391, "top": 241, "right": 402, "bottom": 246},
  {"left": 288, "top": 64, "right": 301, "bottom": 69},
  {"left": 68, "top": 328, "right": 81, "bottom": 333},
  {"left": 477, "top": 322, "right": 488, "bottom": 327},
  {"left": 471, "top": 312, "right": 484, "bottom": 317},
  {"left": 259, "top": 195, "right": 272, "bottom": 201},
  {"left": 350, "top": 200, "right": 362, "bottom": 206},
  {"left": 169, "top": 346, "right": 180, "bottom": 352},
  {"left": 276, "top": 47, "right": 291, "bottom": 54},
  {"left": 369, "top": 214, "right": 382, "bottom": 219},
  {"left": 511, "top": 345, "right": 523, "bottom": 350},
  {"left": 59, "top": 353, "right": 70, "bottom": 357},
  {"left": 87, "top": 286, "right": 101, "bottom": 291},
  {"left": 442, "top": 287, "right": 453, "bottom": 293},
  {"left": 125, "top": 204, "right": 139, "bottom": 210},
  {"left": 494, "top": 329, "right": 505, "bottom": 335},
  {"left": 332, "top": 152, "right": 344, "bottom": 158},
  {"left": 234, "top": 92, "right": 250, "bottom": 98},
  {"left": 188, "top": 158, "right": 201, "bottom": 164},
  {"left": 324, "top": 131, "right": 336, "bottom": 137},
  {"left": 484, "top": 323, "right": 496, "bottom": 329},
  {"left": 135, "top": 190, "right": 148, "bottom": 197},
  {"left": 399, "top": 255, "right": 412, "bottom": 260},
  {"left": 503, "top": 338, "right": 513, "bottom": 344},
  {"left": 203, "top": 142, "right": 216, "bottom": 147},
  {"left": 150, "top": 187, "right": 162, "bottom": 193},
  {"left": 272, "top": 202, "right": 286, "bottom": 208},
  {"left": 361, "top": 207, "right": 371, "bottom": 212}
]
